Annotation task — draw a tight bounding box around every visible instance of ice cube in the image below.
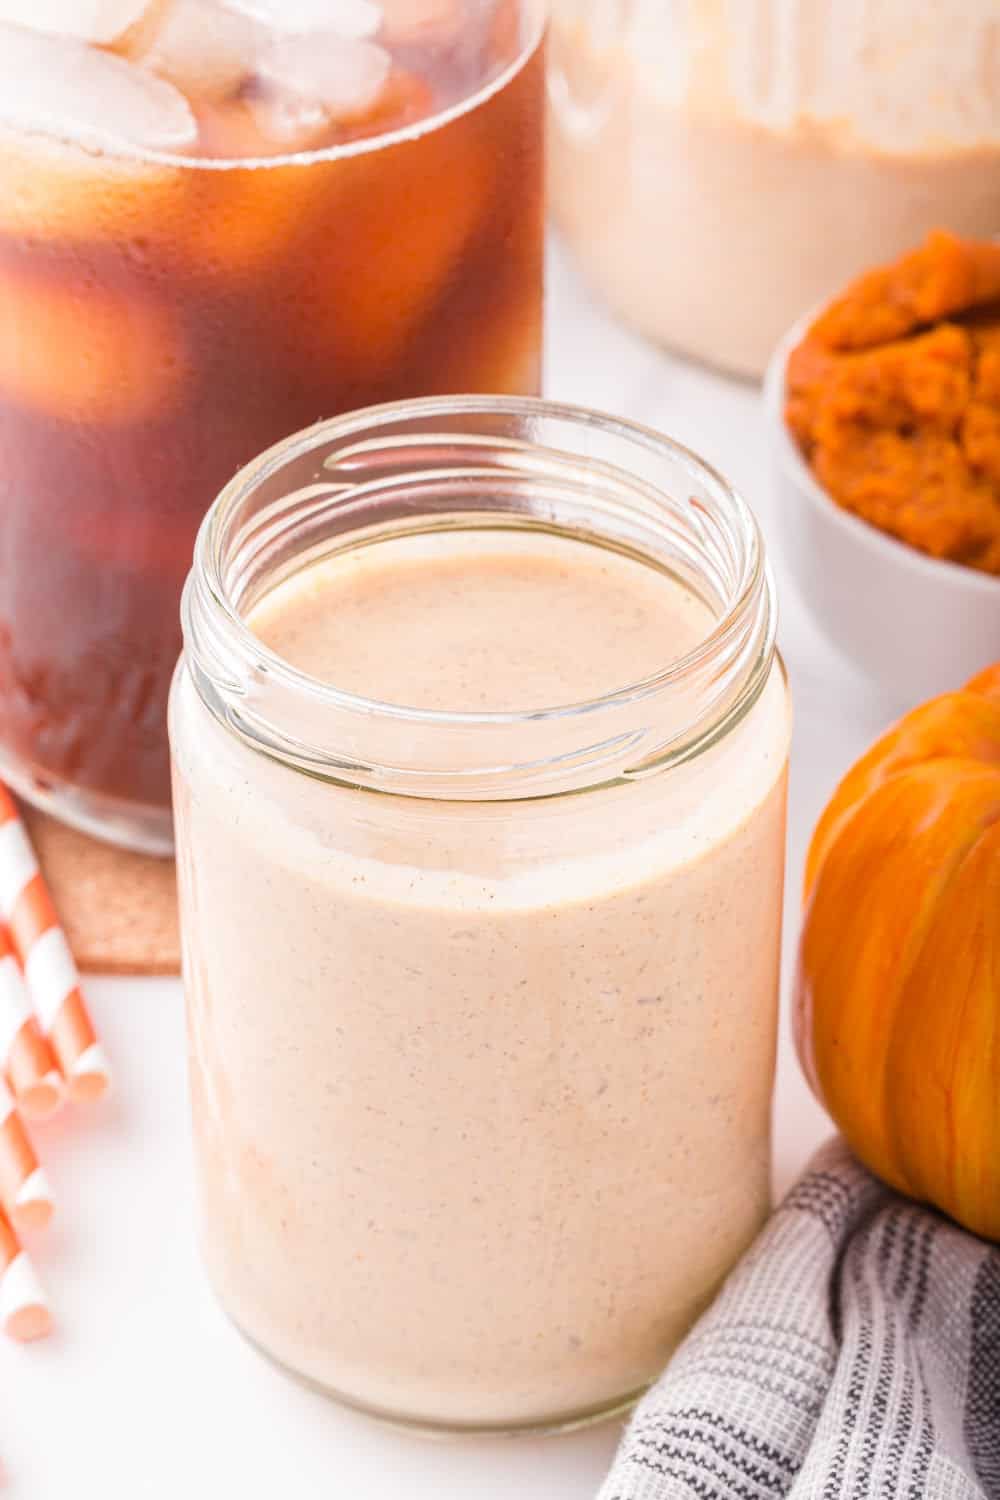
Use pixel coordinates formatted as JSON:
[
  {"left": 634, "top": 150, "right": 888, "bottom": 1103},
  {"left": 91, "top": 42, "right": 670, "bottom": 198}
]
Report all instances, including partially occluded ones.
[
  {"left": 251, "top": 34, "right": 391, "bottom": 144},
  {"left": 0, "top": 0, "right": 152, "bottom": 43},
  {"left": 0, "top": 266, "right": 186, "bottom": 423},
  {"left": 223, "top": 0, "right": 381, "bottom": 40},
  {"left": 0, "top": 22, "right": 198, "bottom": 150},
  {"left": 135, "top": 0, "right": 262, "bottom": 99},
  {"left": 285, "top": 117, "right": 490, "bottom": 386},
  {"left": 379, "top": 0, "right": 463, "bottom": 45}
]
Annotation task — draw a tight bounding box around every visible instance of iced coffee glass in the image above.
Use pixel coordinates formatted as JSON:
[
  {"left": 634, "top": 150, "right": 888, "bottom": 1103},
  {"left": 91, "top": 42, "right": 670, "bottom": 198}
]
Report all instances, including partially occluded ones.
[
  {"left": 0, "top": 0, "right": 545, "bottom": 853},
  {"left": 171, "top": 396, "right": 791, "bottom": 1432}
]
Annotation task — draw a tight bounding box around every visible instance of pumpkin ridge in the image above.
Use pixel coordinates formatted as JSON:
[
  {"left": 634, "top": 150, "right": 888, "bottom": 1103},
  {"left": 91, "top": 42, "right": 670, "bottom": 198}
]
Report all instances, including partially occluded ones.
[
  {"left": 800, "top": 760, "right": 1000, "bottom": 1197},
  {"left": 884, "top": 812, "right": 1000, "bottom": 1206},
  {"left": 885, "top": 820, "right": 1000, "bottom": 1236},
  {"left": 803, "top": 691, "right": 1000, "bottom": 898},
  {"left": 798, "top": 663, "right": 1000, "bottom": 1239}
]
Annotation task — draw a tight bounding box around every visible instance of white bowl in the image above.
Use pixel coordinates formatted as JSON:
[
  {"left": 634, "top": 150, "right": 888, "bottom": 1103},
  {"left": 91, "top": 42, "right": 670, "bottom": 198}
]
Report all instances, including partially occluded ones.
[{"left": 765, "top": 320, "right": 1000, "bottom": 707}]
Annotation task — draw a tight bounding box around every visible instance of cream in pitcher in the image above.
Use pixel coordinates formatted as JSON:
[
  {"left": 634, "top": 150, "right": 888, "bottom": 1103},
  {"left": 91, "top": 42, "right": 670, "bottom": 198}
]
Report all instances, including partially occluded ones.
[
  {"left": 169, "top": 399, "right": 791, "bottom": 1431},
  {"left": 550, "top": 0, "right": 1000, "bottom": 376}
]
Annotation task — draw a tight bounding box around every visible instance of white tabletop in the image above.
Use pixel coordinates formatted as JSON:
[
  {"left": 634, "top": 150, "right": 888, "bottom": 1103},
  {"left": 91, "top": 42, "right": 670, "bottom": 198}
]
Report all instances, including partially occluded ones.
[{"left": 1, "top": 243, "right": 900, "bottom": 1499}]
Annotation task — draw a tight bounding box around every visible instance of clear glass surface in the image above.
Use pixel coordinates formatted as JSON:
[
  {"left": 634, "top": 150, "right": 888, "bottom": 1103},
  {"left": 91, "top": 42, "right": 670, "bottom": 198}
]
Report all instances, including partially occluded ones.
[{"left": 170, "top": 396, "right": 792, "bottom": 1431}]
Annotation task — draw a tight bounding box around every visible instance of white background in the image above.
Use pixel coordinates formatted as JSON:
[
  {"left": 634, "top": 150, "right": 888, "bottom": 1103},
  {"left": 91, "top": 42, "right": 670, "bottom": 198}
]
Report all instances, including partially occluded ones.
[{"left": 1, "top": 245, "right": 900, "bottom": 1497}]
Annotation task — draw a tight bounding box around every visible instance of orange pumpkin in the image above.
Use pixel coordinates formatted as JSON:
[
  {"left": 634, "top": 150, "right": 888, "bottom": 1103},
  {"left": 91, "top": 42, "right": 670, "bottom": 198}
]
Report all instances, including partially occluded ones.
[{"left": 796, "top": 664, "right": 1000, "bottom": 1238}]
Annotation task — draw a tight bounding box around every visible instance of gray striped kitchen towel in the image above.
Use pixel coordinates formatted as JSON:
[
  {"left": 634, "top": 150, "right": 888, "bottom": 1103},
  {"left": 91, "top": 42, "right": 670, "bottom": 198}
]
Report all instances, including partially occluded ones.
[{"left": 600, "top": 1138, "right": 1000, "bottom": 1499}]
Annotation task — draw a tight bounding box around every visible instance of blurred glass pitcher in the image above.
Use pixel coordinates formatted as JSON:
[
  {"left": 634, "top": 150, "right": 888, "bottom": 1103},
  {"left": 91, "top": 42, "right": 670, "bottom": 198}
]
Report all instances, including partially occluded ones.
[{"left": 549, "top": 0, "right": 1000, "bottom": 377}]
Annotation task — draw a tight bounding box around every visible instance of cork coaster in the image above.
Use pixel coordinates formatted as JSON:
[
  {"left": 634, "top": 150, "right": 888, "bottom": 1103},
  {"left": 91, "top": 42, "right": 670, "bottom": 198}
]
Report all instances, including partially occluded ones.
[{"left": 21, "top": 807, "right": 180, "bottom": 976}]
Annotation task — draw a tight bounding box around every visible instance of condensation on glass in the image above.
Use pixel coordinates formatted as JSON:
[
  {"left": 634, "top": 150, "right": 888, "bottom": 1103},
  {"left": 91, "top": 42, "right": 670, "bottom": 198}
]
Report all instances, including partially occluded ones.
[{"left": 0, "top": 0, "right": 545, "bottom": 852}]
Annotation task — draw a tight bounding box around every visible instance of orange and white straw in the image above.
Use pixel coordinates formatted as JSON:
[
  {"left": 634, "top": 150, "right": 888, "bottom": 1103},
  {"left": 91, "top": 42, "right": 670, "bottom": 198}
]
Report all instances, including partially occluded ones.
[
  {"left": 0, "top": 1079, "right": 52, "bottom": 1234},
  {"left": 0, "top": 787, "right": 110, "bottom": 1103},
  {"left": 0, "top": 1205, "right": 51, "bottom": 1342},
  {"left": 0, "top": 926, "right": 61, "bottom": 1119}
]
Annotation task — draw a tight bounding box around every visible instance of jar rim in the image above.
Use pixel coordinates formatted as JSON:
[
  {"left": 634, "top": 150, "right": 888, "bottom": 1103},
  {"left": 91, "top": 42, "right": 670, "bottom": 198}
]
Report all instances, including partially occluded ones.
[{"left": 182, "top": 395, "right": 779, "bottom": 797}]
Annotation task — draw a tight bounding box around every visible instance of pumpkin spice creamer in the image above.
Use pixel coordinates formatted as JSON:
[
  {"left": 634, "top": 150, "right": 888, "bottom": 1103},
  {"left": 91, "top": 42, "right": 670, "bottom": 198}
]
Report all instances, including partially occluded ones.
[{"left": 170, "top": 400, "right": 791, "bottom": 1431}]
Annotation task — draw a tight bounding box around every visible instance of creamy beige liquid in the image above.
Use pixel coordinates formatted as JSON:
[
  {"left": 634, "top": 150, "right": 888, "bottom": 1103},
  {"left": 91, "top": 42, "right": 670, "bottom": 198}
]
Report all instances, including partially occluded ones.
[
  {"left": 171, "top": 528, "right": 791, "bottom": 1429},
  {"left": 251, "top": 531, "right": 714, "bottom": 707}
]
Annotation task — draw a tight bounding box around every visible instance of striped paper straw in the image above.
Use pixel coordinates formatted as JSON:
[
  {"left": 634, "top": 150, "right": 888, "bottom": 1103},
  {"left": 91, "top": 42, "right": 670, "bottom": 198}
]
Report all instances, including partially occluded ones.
[
  {"left": 0, "top": 926, "right": 61, "bottom": 1119},
  {"left": 0, "top": 787, "right": 110, "bottom": 1103},
  {"left": 0, "top": 1206, "right": 50, "bottom": 1342},
  {"left": 0, "top": 1078, "right": 52, "bottom": 1234}
]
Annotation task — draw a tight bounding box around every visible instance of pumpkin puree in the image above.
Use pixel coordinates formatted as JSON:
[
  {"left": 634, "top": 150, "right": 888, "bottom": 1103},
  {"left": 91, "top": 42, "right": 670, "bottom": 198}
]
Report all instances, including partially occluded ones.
[{"left": 786, "top": 230, "right": 1000, "bottom": 574}]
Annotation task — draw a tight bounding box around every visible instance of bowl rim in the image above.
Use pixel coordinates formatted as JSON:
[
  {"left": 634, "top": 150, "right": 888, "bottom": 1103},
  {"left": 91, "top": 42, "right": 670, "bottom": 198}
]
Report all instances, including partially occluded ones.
[{"left": 763, "top": 315, "right": 1000, "bottom": 599}]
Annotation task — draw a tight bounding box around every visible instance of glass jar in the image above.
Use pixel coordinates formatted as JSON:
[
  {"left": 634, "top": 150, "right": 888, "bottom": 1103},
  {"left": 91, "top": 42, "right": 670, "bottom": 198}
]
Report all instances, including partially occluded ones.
[
  {"left": 170, "top": 395, "right": 791, "bottom": 1433},
  {"left": 0, "top": 0, "right": 545, "bottom": 854},
  {"left": 549, "top": 0, "right": 1000, "bottom": 377}
]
